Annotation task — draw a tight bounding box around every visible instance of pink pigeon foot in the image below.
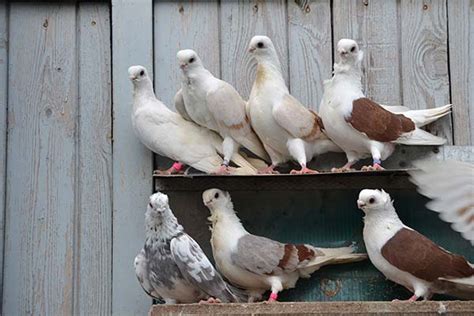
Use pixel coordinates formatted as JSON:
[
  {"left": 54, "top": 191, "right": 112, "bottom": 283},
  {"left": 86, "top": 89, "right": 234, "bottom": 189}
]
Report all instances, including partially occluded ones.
[
  {"left": 153, "top": 162, "right": 185, "bottom": 175},
  {"left": 199, "top": 297, "right": 222, "bottom": 304},
  {"left": 257, "top": 164, "right": 280, "bottom": 174},
  {"left": 331, "top": 161, "right": 356, "bottom": 173},
  {"left": 392, "top": 294, "right": 418, "bottom": 302},
  {"left": 263, "top": 292, "right": 278, "bottom": 303},
  {"left": 290, "top": 165, "right": 319, "bottom": 175},
  {"left": 361, "top": 163, "right": 385, "bottom": 172},
  {"left": 212, "top": 164, "right": 232, "bottom": 175}
]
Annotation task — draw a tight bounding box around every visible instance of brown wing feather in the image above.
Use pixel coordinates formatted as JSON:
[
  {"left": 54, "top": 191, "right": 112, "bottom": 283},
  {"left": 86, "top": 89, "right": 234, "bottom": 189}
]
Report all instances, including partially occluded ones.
[
  {"left": 381, "top": 228, "right": 474, "bottom": 282},
  {"left": 348, "top": 98, "right": 415, "bottom": 142}
]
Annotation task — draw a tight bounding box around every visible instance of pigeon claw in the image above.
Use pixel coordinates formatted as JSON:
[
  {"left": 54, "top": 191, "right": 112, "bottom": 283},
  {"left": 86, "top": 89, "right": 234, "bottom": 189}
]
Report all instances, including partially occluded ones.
[
  {"left": 361, "top": 163, "right": 384, "bottom": 172},
  {"left": 212, "top": 165, "right": 232, "bottom": 175},
  {"left": 199, "top": 297, "right": 222, "bottom": 304},
  {"left": 153, "top": 166, "right": 184, "bottom": 176},
  {"left": 331, "top": 166, "right": 354, "bottom": 173},
  {"left": 290, "top": 166, "right": 319, "bottom": 175},
  {"left": 257, "top": 165, "right": 280, "bottom": 174}
]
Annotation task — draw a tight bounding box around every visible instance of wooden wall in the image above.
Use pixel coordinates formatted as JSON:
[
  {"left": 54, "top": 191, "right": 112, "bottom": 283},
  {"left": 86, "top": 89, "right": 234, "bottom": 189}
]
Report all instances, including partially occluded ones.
[{"left": 0, "top": 0, "right": 473, "bottom": 315}]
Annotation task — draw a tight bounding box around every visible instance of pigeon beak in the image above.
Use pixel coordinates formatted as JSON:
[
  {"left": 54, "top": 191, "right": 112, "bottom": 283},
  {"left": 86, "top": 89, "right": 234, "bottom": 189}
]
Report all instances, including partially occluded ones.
[
  {"left": 203, "top": 199, "right": 211, "bottom": 206},
  {"left": 248, "top": 47, "right": 256, "bottom": 53},
  {"left": 357, "top": 200, "right": 366, "bottom": 209},
  {"left": 129, "top": 75, "right": 138, "bottom": 81},
  {"left": 180, "top": 63, "right": 187, "bottom": 69}
]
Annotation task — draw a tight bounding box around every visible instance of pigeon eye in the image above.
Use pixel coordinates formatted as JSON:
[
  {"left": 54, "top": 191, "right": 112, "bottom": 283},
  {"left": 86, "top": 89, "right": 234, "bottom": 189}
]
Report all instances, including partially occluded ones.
[
  {"left": 189, "top": 57, "right": 195, "bottom": 63},
  {"left": 149, "top": 202, "right": 153, "bottom": 208},
  {"left": 140, "top": 70, "right": 145, "bottom": 76},
  {"left": 257, "top": 42, "right": 264, "bottom": 48},
  {"left": 369, "top": 198, "right": 375, "bottom": 204},
  {"left": 214, "top": 192, "right": 219, "bottom": 199},
  {"left": 350, "top": 46, "right": 356, "bottom": 53}
]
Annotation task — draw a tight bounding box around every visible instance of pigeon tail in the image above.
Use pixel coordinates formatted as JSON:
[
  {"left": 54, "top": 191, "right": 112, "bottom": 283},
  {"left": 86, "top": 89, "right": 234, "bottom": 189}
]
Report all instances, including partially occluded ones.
[
  {"left": 401, "top": 104, "right": 452, "bottom": 128},
  {"left": 394, "top": 128, "right": 447, "bottom": 145},
  {"left": 436, "top": 275, "right": 474, "bottom": 300},
  {"left": 228, "top": 152, "right": 258, "bottom": 175}
]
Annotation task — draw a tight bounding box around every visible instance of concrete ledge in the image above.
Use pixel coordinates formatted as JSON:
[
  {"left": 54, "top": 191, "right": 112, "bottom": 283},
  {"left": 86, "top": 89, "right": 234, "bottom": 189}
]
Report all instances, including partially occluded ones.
[{"left": 149, "top": 301, "right": 474, "bottom": 315}]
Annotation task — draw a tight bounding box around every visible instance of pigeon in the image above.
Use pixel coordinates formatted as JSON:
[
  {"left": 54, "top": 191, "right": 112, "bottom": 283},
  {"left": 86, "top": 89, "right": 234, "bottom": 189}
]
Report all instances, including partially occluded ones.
[
  {"left": 247, "top": 36, "right": 342, "bottom": 174},
  {"left": 357, "top": 189, "right": 474, "bottom": 301},
  {"left": 202, "top": 188, "right": 368, "bottom": 302},
  {"left": 409, "top": 160, "right": 474, "bottom": 245},
  {"left": 319, "top": 38, "right": 452, "bottom": 172},
  {"left": 176, "top": 49, "right": 269, "bottom": 174},
  {"left": 134, "top": 192, "right": 247, "bottom": 304},
  {"left": 128, "top": 65, "right": 257, "bottom": 175}
]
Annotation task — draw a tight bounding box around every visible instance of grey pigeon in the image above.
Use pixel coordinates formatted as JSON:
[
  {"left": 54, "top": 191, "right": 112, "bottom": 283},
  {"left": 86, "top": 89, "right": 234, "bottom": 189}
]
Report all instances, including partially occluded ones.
[{"left": 134, "top": 192, "right": 247, "bottom": 304}]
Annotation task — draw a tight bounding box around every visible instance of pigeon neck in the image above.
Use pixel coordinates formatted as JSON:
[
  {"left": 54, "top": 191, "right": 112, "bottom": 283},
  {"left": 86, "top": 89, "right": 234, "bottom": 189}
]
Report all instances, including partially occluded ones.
[
  {"left": 208, "top": 203, "right": 247, "bottom": 235},
  {"left": 181, "top": 67, "right": 212, "bottom": 83},
  {"left": 363, "top": 203, "right": 403, "bottom": 228},
  {"left": 332, "top": 62, "right": 363, "bottom": 90},
  {"left": 133, "top": 78, "right": 156, "bottom": 102},
  {"left": 145, "top": 211, "right": 184, "bottom": 242}
]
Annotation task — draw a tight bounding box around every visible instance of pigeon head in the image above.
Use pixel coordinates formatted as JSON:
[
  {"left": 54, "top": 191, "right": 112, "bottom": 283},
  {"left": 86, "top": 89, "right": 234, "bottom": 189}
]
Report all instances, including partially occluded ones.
[
  {"left": 357, "top": 189, "right": 391, "bottom": 214},
  {"left": 337, "top": 39, "right": 363, "bottom": 65},
  {"left": 248, "top": 35, "right": 276, "bottom": 57},
  {"left": 177, "top": 49, "right": 203, "bottom": 72},
  {"left": 128, "top": 65, "right": 149, "bottom": 83},
  {"left": 146, "top": 192, "right": 172, "bottom": 221},
  {"left": 202, "top": 188, "right": 231, "bottom": 212}
]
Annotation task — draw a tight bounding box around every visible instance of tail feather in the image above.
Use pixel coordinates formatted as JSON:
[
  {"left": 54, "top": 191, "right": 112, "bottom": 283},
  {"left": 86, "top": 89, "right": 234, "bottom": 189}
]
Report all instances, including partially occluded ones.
[
  {"left": 231, "top": 152, "right": 258, "bottom": 175},
  {"left": 436, "top": 276, "right": 474, "bottom": 299},
  {"left": 395, "top": 128, "right": 447, "bottom": 145},
  {"left": 401, "top": 104, "right": 452, "bottom": 128},
  {"left": 237, "top": 133, "right": 270, "bottom": 161}
]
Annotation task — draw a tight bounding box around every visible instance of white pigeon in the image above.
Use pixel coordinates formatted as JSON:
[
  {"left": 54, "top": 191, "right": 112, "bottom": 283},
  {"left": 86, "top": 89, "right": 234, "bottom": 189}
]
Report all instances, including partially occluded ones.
[
  {"left": 176, "top": 50, "right": 269, "bottom": 174},
  {"left": 129, "top": 65, "right": 257, "bottom": 175},
  {"left": 409, "top": 160, "right": 474, "bottom": 245},
  {"left": 319, "top": 38, "right": 451, "bottom": 172},
  {"left": 247, "top": 36, "right": 342, "bottom": 174},
  {"left": 134, "top": 192, "right": 247, "bottom": 304},
  {"left": 357, "top": 189, "right": 474, "bottom": 301},
  {"left": 202, "top": 188, "right": 368, "bottom": 302}
]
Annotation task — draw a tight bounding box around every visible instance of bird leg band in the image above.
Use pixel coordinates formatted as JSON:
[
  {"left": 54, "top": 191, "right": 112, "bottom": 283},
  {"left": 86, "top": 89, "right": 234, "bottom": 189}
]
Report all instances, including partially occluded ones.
[
  {"left": 221, "top": 160, "right": 229, "bottom": 167},
  {"left": 269, "top": 292, "right": 278, "bottom": 301},
  {"left": 171, "top": 162, "right": 184, "bottom": 172},
  {"left": 373, "top": 159, "right": 381, "bottom": 165}
]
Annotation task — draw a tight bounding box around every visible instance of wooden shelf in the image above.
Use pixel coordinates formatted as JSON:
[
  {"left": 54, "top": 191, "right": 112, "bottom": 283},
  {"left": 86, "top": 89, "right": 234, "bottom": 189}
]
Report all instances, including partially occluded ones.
[{"left": 149, "top": 301, "right": 474, "bottom": 315}]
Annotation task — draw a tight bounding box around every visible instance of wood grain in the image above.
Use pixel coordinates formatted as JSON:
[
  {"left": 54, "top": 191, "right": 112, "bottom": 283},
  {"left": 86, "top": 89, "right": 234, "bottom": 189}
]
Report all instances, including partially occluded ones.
[
  {"left": 75, "top": 3, "right": 112, "bottom": 315},
  {"left": 447, "top": 0, "right": 473, "bottom": 145},
  {"left": 220, "top": 0, "right": 288, "bottom": 99},
  {"left": 332, "top": 0, "right": 402, "bottom": 105},
  {"left": 154, "top": 1, "right": 220, "bottom": 108},
  {"left": 288, "top": 0, "right": 332, "bottom": 111},
  {"left": 4, "top": 4, "right": 77, "bottom": 315},
  {"left": 0, "top": 3, "right": 7, "bottom": 311},
  {"left": 400, "top": 0, "right": 452, "bottom": 143},
  {"left": 111, "top": 0, "right": 154, "bottom": 315}
]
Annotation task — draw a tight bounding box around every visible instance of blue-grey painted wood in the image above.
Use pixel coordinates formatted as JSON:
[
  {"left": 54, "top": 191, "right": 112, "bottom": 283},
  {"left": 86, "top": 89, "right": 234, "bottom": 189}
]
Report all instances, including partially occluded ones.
[
  {"left": 4, "top": 4, "right": 77, "bottom": 315},
  {"left": 288, "top": 0, "right": 332, "bottom": 111},
  {"left": 76, "top": 3, "right": 112, "bottom": 315},
  {"left": 0, "top": 3, "right": 7, "bottom": 313},
  {"left": 400, "top": 0, "right": 452, "bottom": 144},
  {"left": 111, "top": 0, "right": 153, "bottom": 314},
  {"left": 154, "top": 1, "right": 220, "bottom": 108},
  {"left": 447, "top": 0, "right": 474, "bottom": 145}
]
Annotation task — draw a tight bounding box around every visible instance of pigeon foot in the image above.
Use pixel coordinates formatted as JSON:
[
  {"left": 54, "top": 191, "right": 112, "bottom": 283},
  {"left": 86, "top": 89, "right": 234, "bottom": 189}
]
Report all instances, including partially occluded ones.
[
  {"left": 212, "top": 165, "right": 232, "bottom": 175},
  {"left": 257, "top": 165, "right": 280, "bottom": 174},
  {"left": 199, "top": 297, "right": 222, "bottom": 304},
  {"left": 392, "top": 294, "right": 418, "bottom": 302},
  {"left": 361, "top": 163, "right": 384, "bottom": 171},
  {"left": 290, "top": 166, "right": 319, "bottom": 175}
]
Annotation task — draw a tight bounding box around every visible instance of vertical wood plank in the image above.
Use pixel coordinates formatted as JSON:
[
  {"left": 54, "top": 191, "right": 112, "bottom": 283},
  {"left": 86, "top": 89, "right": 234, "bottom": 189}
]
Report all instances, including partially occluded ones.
[
  {"left": 332, "top": 0, "right": 402, "bottom": 105},
  {"left": 75, "top": 3, "right": 112, "bottom": 315},
  {"left": 111, "top": 0, "right": 153, "bottom": 314},
  {"left": 4, "top": 4, "right": 77, "bottom": 315},
  {"left": 288, "top": 0, "right": 332, "bottom": 111},
  {"left": 400, "top": 0, "right": 452, "bottom": 143},
  {"left": 0, "top": 3, "right": 7, "bottom": 311},
  {"left": 220, "top": 0, "right": 288, "bottom": 99},
  {"left": 154, "top": 1, "right": 220, "bottom": 108},
  {"left": 447, "top": 0, "right": 473, "bottom": 145}
]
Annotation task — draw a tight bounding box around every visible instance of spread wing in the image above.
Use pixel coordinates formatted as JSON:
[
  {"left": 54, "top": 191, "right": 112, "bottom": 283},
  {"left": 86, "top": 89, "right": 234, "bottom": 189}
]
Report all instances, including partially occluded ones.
[
  {"left": 174, "top": 89, "right": 193, "bottom": 121},
  {"left": 231, "top": 234, "right": 316, "bottom": 276},
  {"left": 347, "top": 98, "right": 415, "bottom": 142},
  {"left": 410, "top": 160, "right": 474, "bottom": 245},
  {"left": 272, "top": 93, "right": 323, "bottom": 141},
  {"left": 381, "top": 228, "right": 474, "bottom": 282},
  {"left": 171, "top": 233, "right": 241, "bottom": 302}
]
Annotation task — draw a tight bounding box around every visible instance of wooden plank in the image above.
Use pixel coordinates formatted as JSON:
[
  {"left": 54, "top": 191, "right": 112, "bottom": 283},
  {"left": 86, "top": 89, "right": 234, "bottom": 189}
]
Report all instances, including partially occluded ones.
[
  {"left": 447, "top": 0, "right": 473, "bottom": 145},
  {"left": 75, "top": 3, "right": 112, "bottom": 315},
  {"left": 0, "top": 3, "right": 7, "bottom": 311},
  {"left": 332, "top": 0, "right": 401, "bottom": 105},
  {"left": 400, "top": 0, "right": 452, "bottom": 143},
  {"left": 154, "top": 1, "right": 220, "bottom": 108},
  {"left": 220, "top": 0, "right": 288, "bottom": 99},
  {"left": 3, "top": 4, "right": 77, "bottom": 315},
  {"left": 287, "top": 0, "right": 332, "bottom": 111},
  {"left": 111, "top": 0, "right": 153, "bottom": 314}
]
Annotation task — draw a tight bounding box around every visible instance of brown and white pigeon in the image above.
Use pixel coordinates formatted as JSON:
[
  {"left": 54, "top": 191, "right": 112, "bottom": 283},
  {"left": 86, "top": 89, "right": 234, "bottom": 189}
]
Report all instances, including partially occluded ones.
[
  {"left": 357, "top": 189, "right": 474, "bottom": 301},
  {"left": 176, "top": 50, "right": 269, "bottom": 175},
  {"left": 134, "top": 192, "right": 247, "bottom": 304},
  {"left": 202, "top": 188, "right": 367, "bottom": 302},
  {"left": 319, "top": 39, "right": 451, "bottom": 172},
  {"left": 247, "top": 36, "right": 342, "bottom": 174},
  {"left": 409, "top": 160, "right": 474, "bottom": 245}
]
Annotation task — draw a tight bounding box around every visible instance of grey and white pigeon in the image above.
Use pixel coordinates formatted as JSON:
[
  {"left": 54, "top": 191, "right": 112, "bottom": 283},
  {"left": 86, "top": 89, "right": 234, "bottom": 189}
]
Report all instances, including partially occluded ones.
[
  {"left": 247, "top": 36, "right": 342, "bottom": 174},
  {"left": 202, "top": 188, "right": 367, "bottom": 302},
  {"left": 409, "top": 160, "right": 474, "bottom": 245},
  {"left": 129, "top": 65, "right": 257, "bottom": 175},
  {"left": 357, "top": 189, "right": 474, "bottom": 301},
  {"left": 134, "top": 192, "right": 247, "bottom": 304},
  {"left": 175, "top": 49, "right": 269, "bottom": 174},
  {"left": 319, "top": 39, "right": 452, "bottom": 172}
]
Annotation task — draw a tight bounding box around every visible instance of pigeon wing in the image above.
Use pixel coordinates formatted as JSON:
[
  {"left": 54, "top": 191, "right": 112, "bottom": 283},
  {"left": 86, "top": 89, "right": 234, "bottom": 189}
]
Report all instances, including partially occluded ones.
[
  {"left": 134, "top": 249, "right": 163, "bottom": 301},
  {"left": 174, "top": 89, "right": 193, "bottom": 122}
]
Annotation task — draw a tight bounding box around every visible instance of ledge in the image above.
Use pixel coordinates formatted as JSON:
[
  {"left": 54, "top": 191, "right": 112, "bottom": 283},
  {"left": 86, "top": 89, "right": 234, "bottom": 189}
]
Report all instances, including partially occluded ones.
[{"left": 149, "top": 301, "right": 474, "bottom": 315}]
